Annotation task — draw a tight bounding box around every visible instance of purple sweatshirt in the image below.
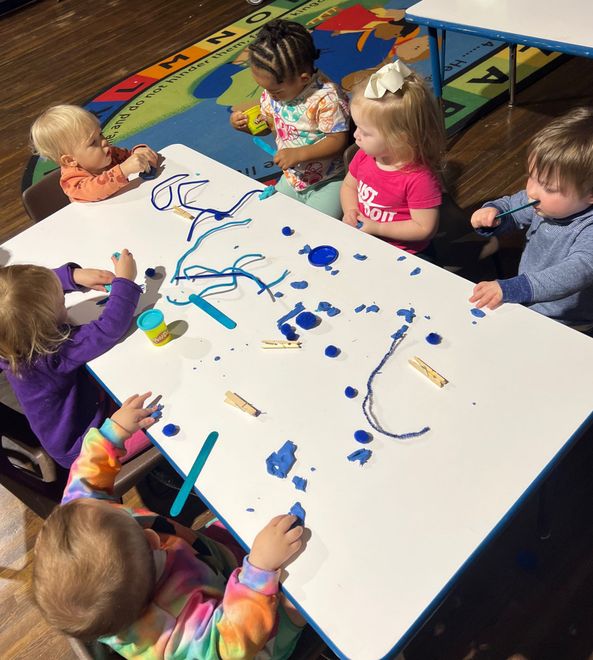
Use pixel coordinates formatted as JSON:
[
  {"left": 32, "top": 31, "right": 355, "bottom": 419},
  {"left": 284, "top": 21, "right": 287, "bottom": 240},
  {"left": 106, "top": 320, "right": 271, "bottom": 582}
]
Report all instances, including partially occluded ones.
[{"left": 0, "top": 263, "right": 141, "bottom": 467}]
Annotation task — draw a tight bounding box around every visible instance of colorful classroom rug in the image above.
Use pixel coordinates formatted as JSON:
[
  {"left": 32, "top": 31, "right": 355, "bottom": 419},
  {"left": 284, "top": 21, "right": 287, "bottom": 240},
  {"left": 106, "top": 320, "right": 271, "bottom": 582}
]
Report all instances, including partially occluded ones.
[{"left": 24, "top": 0, "right": 568, "bottom": 189}]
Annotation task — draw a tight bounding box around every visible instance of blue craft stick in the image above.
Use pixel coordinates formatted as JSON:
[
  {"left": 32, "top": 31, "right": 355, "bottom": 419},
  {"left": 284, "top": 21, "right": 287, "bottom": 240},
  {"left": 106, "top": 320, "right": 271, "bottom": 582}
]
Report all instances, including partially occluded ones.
[
  {"left": 188, "top": 293, "right": 237, "bottom": 329},
  {"left": 253, "top": 136, "right": 276, "bottom": 156},
  {"left": 495, "top": 199, "right": 538, "bottom": 219},
  {"left": 170, "top": 431, "right": 219, "bottom": 517}
]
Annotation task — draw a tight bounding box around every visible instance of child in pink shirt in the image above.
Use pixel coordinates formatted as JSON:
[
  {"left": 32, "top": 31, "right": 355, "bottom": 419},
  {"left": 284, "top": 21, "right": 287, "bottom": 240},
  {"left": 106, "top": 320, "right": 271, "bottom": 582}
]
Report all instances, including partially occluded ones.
[
  {"left": 340, "top": 60, "right": 445, "bottom": 254},
  {"left": 30, "top": 104, "right": 158, "bottom": 203}
]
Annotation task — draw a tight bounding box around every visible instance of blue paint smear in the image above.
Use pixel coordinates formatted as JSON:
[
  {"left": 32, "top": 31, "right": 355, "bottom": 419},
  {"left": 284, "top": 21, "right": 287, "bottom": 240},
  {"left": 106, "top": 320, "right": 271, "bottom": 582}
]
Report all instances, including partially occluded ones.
[
  {"left": 214, "top": 356, "right": 221, "bottom": 361},
  {"left": 426, "top": 332, "right": 442, "bottom": 345},
  {"left": 353, "top": 253, "right": 367, "bottom": 261},
  {"left": 298, "top": 244, "right": 312, "bottom": 255},
  {"left": 325, "top": 265, "right": 332, "bottom": 271},
  {"left": 424, "top": 315, "right": 431, "bottom": 320},
  {"left": 246, "top": 507, "right": 255, "bottom": 512},
  {"left": 354, "top": 430, "right": 372, "bottom": 444},
  {"left": 277, "top": 302, "right": 305, "bottom": 328},
  {"left": 397, "top": 255, "right": 407, "bottom": 261},
  {"left": 347, "top": 448, "right": 372, "bottom": 465},
  {"left": 410, "top": 267, "right": 422, "bottom": 276},
  {"left": 266, "top": 440, "right": 297, "bottom": 478},
  {"left": 331, "top": 269, "right": 340, "bottom": 276},
  {"left": 295, "top": 311, "right": 319, "bottom": 330},
  {"left": 366, "top": 304, "right": 380, "bottom": 313},
  {"left": 470, "top": 307, "right": 486, "bottom": 318},
  {"left": 292, "top": 476, "right": 307, "bottom": 492},
  {"left": 289, "top": 501, "right": 306, "bottom": 526},
  {"left": 290, "top": 281, "right": 309, "bottom": 289},
  {"left": 316, "top": 301, "right": 341, "bottom": 317},
  {"left": 279, "top": 323, "right": 298, "bottom": 341},
  {"left": 472, "top": 320, "right": 478, "bottom": 325},
  {"left": 391, "top": 324, "right": 409, "bottom": 340},
  {"left": 310, "top": 466, "right": 316, "bottom": 472},
  {"left": 274, "top": 292, "right": 284, "bottom": 298},
  {"left": 397, "top": 307, "right": 415, "bottom": 323},
  {"left": 355, "top": 304, "right": 366, "bottom": 313}
]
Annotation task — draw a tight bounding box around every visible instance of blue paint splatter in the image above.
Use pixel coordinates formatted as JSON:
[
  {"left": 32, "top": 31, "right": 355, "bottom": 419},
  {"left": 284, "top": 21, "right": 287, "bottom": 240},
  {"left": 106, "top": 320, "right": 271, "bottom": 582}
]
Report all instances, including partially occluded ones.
[
  {"left": 274, "top": 291, "right": 284, "bottom": 298},
  {"left": 310, "top": 467, "right": 316, "bottom": 472},
  {"left": 344, "top": 386, "right": 358, "bottom": 399},
  {"left": 470, "top": 307, "right": 486, "bottom": 318},
  {"left": 410, "top": 267, "right": 422, "bottom": 276},
  {"left": 163, "top": 424, "right": 179, "bottom": 437},
  {"left": 331, "top": 270, "right": 340, "bottom": 276},
  {"left": 472, "top": 321, "right": 477, "bottom": 325},
  {"left": 316, "top": 301, "right": 341, "bottom": 317},
  {"left": 424, "top": 315, "right": 431, "bottom": 320},
  {"left": 347, "top": 448, "right": 372, "bottom": 465},
  {"left": 246, "top": 507, "right": 255, "bottom": 512},
  {"left": 277, "top": 302, "right": 305, "bottom": 328},
  {"left": 259, "top": 185, "right": 276, "bottom": 200},
  {"left": 281, "top": 226, "right": 293, "bottom": 236},
  {"left": 366, "top": 304, "right": 380, "bottom": 313},
  {"left": 295, "top": 311, "right": 319, "bottom": 330},
  {"left": 292, "top": 476, "right": 307, "bottom": 492},
  {"left": 324, "top": 345, "right": 340, "bottom": 358},
  {"left": 290, "top": 280, "right": 309, "bottom": 289},
  {"left": 355, "top": 304, "right": 366, "bottom": 313},
  {"left": 266, "top": 440, "right": 297, "bottom": 478},
  {"left": 354, "top": 430, "right": 372, "bottom": 444},
  {"left": 279, "top": 323, "right": 298, "bottom": 341},
  {"left": 214, "top": 356, "right": 221, "bottom": 361},
  {"left": 353, "top": 253, "right": 367, "bottom": 261},
  {"left": 289, "top": 501, "right": 306, "bottom": 526},
  {"left": 325, "top": 265, "right": 332, "bottom": 271},
  {"left": 298, "top": 244, "right": 312, "bottom": 255},
  {"left": 391, "top": 324, "right": 409, "bottom": 340},
  {"left": 397, "top": 307, "right": 415, "bottom": 323},
  {"left": 397, "top": 255, "right": 407, "bottom": 261},
  {"left": 426, "top": 332, "right": 442, "bottom": 345}
]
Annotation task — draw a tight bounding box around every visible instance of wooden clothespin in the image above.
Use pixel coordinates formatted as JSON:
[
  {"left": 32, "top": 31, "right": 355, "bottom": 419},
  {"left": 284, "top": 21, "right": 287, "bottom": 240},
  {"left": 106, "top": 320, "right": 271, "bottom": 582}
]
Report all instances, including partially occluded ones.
[
  {"left": 408, "top": 356, "right": 448, "bottom": 388},
  {"left": 261, "top": 339, "right": 302, "bottom": 349},
  {"left": 172, "top": 205, "right": 194, "bottom": 220},
  {"left": 224, "top": 391, "right": 260, "bottom": 416}
]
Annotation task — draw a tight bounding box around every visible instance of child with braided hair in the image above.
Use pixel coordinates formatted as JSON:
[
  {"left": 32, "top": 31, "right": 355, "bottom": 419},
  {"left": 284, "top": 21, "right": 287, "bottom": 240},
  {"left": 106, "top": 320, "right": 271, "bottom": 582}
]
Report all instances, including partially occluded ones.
[{"left": 230, "top": 19, "right": 350, "bottom": 219}]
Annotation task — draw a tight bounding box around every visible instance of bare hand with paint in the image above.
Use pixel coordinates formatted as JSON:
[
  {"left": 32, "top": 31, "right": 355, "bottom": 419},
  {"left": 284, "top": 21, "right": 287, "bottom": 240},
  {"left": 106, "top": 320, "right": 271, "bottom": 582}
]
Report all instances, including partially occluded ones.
[
  {"left": 342, "top": 208, "right": 364, "bottom": 228},
  {"left": 230, "top": 110, "right": 250, "bottom": 132},
  {"left": 274, "top": 147, "right": 304, "bottom": 170},
  {"left": 470, "top": 206, "right": 500, "bottom": 229},
  {"left": 112, "top": 248, "right": 136, "bottom": 281},
  {"left": 72, "top": 268, "right": 114, "bottom": 292},
  {"left": 248, "top": 514, "right": 304, "bottom": 571},
  {"left": 120, "top": 151, "right": 153, "bottom": 178},
  {"left": 469, "top": 280, "right": 503, "bottom": 310},
  {"left": 111, "top": 391, "right": 158, "bottom": 436}
]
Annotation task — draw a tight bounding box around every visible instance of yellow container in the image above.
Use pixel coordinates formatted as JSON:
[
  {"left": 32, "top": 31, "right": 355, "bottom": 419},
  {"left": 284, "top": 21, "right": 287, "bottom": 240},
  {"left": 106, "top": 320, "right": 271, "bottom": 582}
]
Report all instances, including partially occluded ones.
[
  {"left": 136, "top": 309, "right": 172, "bottom": 347},
  {"left": 244, "top": 105, "right": 267, "bottom": 135}
]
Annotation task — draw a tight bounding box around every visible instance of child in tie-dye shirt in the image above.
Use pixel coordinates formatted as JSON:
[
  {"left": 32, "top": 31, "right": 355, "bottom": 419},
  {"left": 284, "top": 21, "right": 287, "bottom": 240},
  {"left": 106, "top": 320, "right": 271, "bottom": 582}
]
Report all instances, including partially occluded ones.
[
  {"left": 230, "top": 19, "right": 350, "bottom": 219},
  {"left": 33, "top": 393, "right": 305, "bottom": 659}
]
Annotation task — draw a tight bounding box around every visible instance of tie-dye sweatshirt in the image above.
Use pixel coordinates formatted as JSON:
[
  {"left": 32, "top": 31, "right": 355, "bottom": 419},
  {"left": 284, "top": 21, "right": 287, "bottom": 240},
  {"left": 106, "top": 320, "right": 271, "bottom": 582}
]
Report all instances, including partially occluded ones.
[{"left": 63, "top": 421, "right": 282, "bottom": 659}]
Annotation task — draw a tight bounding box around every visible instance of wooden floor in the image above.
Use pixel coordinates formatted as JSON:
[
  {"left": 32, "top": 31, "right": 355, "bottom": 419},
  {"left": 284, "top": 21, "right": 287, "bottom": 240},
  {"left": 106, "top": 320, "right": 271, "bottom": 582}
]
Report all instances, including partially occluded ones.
[{"left": 2, "top": 0, "right": 593, "bottom": 658}]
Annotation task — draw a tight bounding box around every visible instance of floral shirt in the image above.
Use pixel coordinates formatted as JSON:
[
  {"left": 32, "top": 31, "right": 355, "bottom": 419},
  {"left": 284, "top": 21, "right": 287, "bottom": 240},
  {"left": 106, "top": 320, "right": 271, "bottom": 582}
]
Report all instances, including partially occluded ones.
[{"left": 260, "top": 73, "right": 350, "bottom": 191}]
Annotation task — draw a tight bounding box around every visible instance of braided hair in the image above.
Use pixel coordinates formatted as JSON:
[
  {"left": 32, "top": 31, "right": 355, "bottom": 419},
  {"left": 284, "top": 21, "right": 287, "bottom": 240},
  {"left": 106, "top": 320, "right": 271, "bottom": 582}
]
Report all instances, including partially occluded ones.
[{"left": 248, "top": 19, "right": 319, "bottom": 83}]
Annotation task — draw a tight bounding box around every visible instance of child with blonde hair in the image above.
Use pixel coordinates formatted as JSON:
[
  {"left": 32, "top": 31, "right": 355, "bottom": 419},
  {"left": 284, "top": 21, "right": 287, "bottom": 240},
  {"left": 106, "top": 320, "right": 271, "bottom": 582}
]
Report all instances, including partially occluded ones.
[
  {"left": 230, "top": 19, "right": 350, "bottom": 219},
  {"left": 33, "top": 392, "right": 306, "bottom": 658},
  {"left": 341, "top": 60, "right": 445, "bottom": 254},
  {"left": 0, "top": 250, "right": 144, "bottom": 467},
  {"left": 30, "top": 104, "right": 158, "bottom": 202},
  {"left": 469, "top": 106, "right": 593, "bottom": 331}
]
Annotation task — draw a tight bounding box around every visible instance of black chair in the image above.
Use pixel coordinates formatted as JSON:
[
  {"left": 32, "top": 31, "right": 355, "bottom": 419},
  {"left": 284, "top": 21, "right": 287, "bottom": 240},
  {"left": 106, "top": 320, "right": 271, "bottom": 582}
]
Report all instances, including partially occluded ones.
[{"left": 21, "top": 168, "right": 70, "bottom": 223}]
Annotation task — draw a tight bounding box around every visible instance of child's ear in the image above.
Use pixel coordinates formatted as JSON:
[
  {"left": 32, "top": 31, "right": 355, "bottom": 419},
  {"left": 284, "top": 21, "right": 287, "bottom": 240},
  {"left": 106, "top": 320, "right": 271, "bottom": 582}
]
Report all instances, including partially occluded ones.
[
  {"left": 59, "top": 153, "right": 77, "bottom": 168},
  {"left": 299, "top": 71, "right": 312, "bottom": 84}
]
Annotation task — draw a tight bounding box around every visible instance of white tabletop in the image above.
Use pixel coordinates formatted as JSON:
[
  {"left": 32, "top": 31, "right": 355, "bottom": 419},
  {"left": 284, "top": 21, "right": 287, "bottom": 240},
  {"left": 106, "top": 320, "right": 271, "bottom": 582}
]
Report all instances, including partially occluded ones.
[
  {"left": 406, "top": 0, "right": 593, "bottom": 57},
  {"left": 4, "top": 144, "right": 593, "bottom": 659}
]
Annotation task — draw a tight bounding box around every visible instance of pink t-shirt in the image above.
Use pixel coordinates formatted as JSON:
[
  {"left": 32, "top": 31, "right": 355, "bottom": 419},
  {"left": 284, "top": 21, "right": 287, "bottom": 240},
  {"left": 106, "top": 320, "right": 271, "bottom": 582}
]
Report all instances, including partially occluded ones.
[{"left": 349, "top": 149, "right": 442, "bottom": 253}]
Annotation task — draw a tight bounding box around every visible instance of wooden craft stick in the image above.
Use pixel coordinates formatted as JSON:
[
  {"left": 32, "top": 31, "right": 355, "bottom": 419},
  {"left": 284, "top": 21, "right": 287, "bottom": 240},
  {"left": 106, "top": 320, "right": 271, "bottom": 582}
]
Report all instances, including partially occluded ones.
[
  {"left": 224, "top": 390, "right": 260, "bottom": 416},
  {"left": 408, "top": 356, "right": 448, "bottom": 388},
  {"left": 172, "top": 205, "right": 194, "bottom": 220},
  {"left": 261, "top": 339, "right": 302, "bottom": 349}
]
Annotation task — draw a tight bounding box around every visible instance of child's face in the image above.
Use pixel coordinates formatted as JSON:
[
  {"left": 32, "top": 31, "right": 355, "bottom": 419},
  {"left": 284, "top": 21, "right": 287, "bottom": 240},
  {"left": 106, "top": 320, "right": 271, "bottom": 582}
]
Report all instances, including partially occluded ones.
[
  {"left": 66, "top": 127, "right": 111, "bottom": 173},
  {"left": 251, "top": 66, "right": 311, "bottom": 103},
  {"left": 526, "top": 169, "right": 593, "bottom": 219},
  {"left": 351, "top": 104, "right": 388, "bottom": 159}
]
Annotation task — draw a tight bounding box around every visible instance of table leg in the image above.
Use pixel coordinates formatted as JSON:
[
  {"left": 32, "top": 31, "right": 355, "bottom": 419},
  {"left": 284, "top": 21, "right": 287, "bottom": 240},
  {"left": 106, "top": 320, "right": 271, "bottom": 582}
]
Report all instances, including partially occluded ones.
[{"left": 508, "top": 43, "right": 517, "bottom": 107}]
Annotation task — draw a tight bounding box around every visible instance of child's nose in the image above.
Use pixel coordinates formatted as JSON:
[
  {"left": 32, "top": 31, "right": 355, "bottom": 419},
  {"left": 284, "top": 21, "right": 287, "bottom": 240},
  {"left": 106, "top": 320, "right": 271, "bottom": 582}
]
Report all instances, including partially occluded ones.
[{"left": 526, "top": 180, "right": 538, "bottom": 199}]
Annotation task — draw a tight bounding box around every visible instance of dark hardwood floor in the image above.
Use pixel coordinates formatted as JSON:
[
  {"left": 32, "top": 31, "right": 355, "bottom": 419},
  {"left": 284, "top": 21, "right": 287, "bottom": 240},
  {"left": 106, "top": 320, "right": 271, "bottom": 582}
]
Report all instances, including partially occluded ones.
[{"left": 1, "top": 1, "right": 593, "bottom": 658}]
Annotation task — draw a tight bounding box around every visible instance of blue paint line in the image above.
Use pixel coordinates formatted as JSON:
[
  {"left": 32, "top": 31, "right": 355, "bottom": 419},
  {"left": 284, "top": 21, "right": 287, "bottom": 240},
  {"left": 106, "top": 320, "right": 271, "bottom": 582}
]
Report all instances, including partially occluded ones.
[
  {"left": 170, "top": 431, "right": 219, "bottom": 517},
  {"left": 253, "top": 136, "right": 276, "bottom": 156},
  {"left": 188, "top": 294, "right": 237, "bottom": 329}
]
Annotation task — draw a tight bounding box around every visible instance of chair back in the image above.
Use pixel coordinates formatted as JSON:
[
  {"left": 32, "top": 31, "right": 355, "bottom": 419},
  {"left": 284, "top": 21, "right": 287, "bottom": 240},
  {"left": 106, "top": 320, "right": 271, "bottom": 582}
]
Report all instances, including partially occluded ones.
[{"left": 22, "top": 168, "right": 70, "bottom": 223}]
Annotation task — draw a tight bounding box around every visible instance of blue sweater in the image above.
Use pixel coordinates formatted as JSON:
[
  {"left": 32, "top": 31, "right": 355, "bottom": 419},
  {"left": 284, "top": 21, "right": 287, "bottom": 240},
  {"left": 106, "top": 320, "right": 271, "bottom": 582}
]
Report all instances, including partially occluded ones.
[{"left": 477, "top": 191, "right": 593, "bottom": 326}]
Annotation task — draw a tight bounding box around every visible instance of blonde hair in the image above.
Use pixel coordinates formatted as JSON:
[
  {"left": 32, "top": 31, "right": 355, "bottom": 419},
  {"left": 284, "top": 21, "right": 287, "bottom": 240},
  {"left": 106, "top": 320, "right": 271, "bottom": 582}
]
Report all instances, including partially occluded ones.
[
  {"left": 528, "top": 106, "right": 593, "bottom": 196},
  {"left": 0, "top": 264, "right": 70, "bottom": 374},
  {"left": 33, "top": 499, "right": 156, "bottom": 640},
  {"left": 351, "top": 67, "right": 445, "bottom": 173},
  {"left": 30, "top": 104, "right": 100, "bottom": 163}
]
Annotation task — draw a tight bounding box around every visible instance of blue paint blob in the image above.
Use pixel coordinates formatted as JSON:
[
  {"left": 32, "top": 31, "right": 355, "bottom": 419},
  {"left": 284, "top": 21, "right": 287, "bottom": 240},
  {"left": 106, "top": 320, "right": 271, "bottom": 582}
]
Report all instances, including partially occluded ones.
[
  {"left": 139, "top": 166, "right": 157, "bottom": 180},
  {"left": 266, "top": 440, "right": 297, "bottom": 478},
  {"left": 470, "top": 307, "right": 486, "bottom": 318},
  {"left": 163, "top": 424, "right": 179, "bottom": 437},
  {"left": 290, "top": 280, "right": 309, "bottom": 289},
  {"left": 397, "top": 255, "right": 407, "bottom": 261},
  {"left": 344, "top": 386, "right": 358, "bottom": 399},
  {"left": 214, "top": 356, "right": 221, "bottom": 361},
  {"left": 259, "top": 185, "right": 276, "bottom": 200},
  {"left": 324, "top": 265, "right": 332, "bottom": 271},
  {"left": 347, "top": 448, "right": 372, "bottom": 465},
  {"left": 144, "top": 267, "right": 156, "bottom": 278},
  {"left": 353, "top": 253, "right": 367, "bottom": 261},
  {"left": 316, "top": 301, "right": 340, "bottom": 317},
  {"left": 308, "top": 245, "right": 339, "bottom": 267},
  {"left": 354, "top": 304, "right": 366, "bottom": 313},
  {"left": 331, "top": 269, "right": 339, "bottom": 276},
  {"left": 277, "top": 302, "right": 305, "bottom": 328},
  {"left": 356, "top": 220, "right": 363, "bottom": 229},
  {"left": 397, "top": 307, "right": 415, "bottom": 323},
  {"left": 274, "top": 291, "right": 284, "bottom": 298},
  {"left": 426, "top": 332, "right": 442, "bottom": 345},
  {"left": 295, "top": 311, "right": 319, "bottom": 330},
  {"left": 354, "top": 429, "right": 373, "bottom": 444},
  {"left": 366, "top": 304, "right": 380, "bottom": 313},
  {"left": 246, "top": 507, "right": 255, "bottom": 512},
  {"left": 292, "top": 476, "right": 307, "bottom": 492},
  {"left": 281, "top": 226, "right": 293, "bottom": 236},
  {"left": 424, "top": 315, "right": 431, "bottom": 320},
  {"left": 324, "top": 345, "right": 340, "bottom": 358},
  {"left": 310, "top": 467, "right": 316, "bottom": 472},
  {"left": 289, "top": 501, "right": 306, "bottom": 527},
  {"left": 391, "top": 324, "right": 409, "bottom": 340},
  {"left": 280, "top": 323, "right": 293, "bottom": 337},
  {"left": 410, "top": 267, "right": 422, "bottom": 276},
  {"left": 472, "top": 321, "right": 477, "bottom": 325},
  {"left": 298, "top": 244, "right": 312, "bottom": 255}
]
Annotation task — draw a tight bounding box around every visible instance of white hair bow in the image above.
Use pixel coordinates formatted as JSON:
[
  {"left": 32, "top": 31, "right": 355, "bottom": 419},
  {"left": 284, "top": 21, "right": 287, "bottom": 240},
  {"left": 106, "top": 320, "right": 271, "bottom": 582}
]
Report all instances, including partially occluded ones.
[{"left": 364, "top": 60, "right": 413, "bottom": 99}]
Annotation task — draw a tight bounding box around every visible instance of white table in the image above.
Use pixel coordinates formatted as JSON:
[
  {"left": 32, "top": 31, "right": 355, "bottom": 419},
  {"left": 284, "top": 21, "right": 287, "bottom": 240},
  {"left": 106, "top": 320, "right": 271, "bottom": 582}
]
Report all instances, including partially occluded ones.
[
  {"left": 4, "top": 144, "right": 593, "bottom": 659},
  {"left": 406, "top": 0, "right": 593, "bottom": 101}
]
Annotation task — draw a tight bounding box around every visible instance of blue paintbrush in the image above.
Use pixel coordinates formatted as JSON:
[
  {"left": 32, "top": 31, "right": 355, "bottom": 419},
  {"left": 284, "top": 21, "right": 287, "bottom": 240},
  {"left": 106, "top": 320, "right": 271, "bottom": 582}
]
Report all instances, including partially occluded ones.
[{"left": 495, "top": 199, "right": 538, "bottom": 219}]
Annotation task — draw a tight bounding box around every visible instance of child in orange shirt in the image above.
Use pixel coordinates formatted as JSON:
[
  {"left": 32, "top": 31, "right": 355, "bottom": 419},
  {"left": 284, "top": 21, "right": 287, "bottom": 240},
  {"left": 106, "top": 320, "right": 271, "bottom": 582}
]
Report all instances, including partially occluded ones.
[{"left": 30, "top": 104, "right": 158, "bottom": 202}]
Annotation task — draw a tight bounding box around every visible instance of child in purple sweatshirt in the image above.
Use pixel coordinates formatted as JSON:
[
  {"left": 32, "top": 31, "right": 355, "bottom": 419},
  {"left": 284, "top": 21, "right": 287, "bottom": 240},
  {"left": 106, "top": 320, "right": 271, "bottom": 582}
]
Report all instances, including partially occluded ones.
[{"left": 0, "top": 249, "right": 143, "bottom": 467}]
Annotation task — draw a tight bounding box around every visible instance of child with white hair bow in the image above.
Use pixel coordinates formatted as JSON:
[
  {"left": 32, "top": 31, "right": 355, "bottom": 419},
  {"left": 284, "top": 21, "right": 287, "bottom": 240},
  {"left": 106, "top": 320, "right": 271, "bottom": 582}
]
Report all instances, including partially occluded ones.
[{"left": 340, "top": 60, "right": 446, "bottom": 255}]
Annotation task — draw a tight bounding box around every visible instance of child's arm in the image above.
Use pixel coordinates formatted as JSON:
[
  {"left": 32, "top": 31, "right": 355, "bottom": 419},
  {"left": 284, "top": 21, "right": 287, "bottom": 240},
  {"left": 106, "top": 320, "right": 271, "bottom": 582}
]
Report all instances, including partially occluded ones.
[
  {"left": 471, "top": 191, "right": 535, "bottom": 235},
  {"left": 341, "top": 172, "right": 363, "bottom": 226},
  {"left": 362, "top": 207, "right": 440, "bottom": 242},
  {"left": 275, "top": 132, "right": 349, "bottom": 170},
  {"left": 61, "top": 393, "right": 155, "bottom": 504}
]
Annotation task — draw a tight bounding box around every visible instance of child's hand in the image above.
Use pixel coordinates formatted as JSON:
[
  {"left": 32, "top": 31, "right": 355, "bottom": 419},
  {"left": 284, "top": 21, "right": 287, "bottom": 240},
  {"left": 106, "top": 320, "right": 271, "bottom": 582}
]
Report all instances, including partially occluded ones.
[
  {"left": 120, "top": 151, "right": 152, "bottom": 177},
  {"left": 471, "top": 207, "right": 500, "bottom": 229},
  {"left": 274, "top": 148, "right": 304, "bottom": 170},
  {"left": 230, "top": 110, "right": 249, "bottom": 131},
  {"left": 469, "top": 280, "right": 503, "bottom": 310},
  {"left": 133, "top": 146, "right": 159, "bottom": 167},
  {"left": 248, "top": 514, "right": 304, "bottom": 571},
  {"left": 112, "top": 248, "right": 136, "bottom": 281},
  {"left": 342, "top": 209, "right": 362, "bottom": 227},
  {"left": 111, "top": 392, "right": 157, "bottom": 435},
  {"left": 72, "top": 268, "right": 114, "bottom": 292}
]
